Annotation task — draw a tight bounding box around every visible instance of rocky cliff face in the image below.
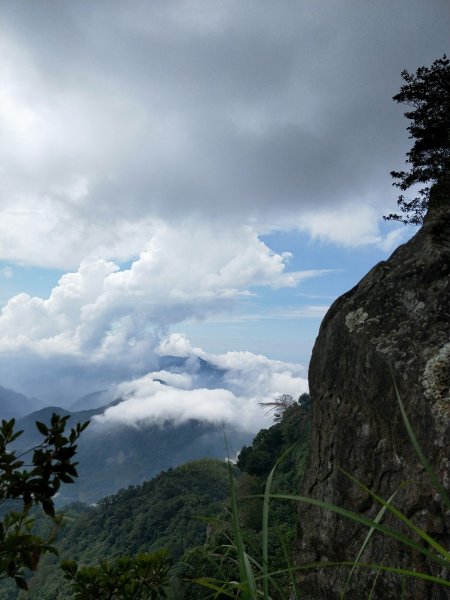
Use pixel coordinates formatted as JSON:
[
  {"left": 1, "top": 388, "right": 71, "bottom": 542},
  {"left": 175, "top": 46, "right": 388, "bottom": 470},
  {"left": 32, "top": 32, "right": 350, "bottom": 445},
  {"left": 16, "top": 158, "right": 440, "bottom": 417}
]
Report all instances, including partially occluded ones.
[{"left": 296, "top": 181, "right": 450, "bottom": 599}]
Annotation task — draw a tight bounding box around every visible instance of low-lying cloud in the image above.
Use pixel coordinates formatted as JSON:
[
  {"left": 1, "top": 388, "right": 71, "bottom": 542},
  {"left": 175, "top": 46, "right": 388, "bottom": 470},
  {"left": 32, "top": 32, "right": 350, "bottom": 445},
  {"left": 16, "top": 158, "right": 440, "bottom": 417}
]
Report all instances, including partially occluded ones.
[{"left": 93, "top": 333, "right": 308, "bottom": 432}]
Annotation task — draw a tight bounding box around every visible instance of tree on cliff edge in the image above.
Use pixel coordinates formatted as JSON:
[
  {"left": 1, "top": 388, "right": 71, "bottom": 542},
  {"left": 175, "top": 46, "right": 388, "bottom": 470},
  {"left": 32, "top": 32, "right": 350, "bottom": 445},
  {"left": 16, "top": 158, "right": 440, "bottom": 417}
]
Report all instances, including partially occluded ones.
[{"left": 385, "top": 55, "right": 450, "bottom": 225}]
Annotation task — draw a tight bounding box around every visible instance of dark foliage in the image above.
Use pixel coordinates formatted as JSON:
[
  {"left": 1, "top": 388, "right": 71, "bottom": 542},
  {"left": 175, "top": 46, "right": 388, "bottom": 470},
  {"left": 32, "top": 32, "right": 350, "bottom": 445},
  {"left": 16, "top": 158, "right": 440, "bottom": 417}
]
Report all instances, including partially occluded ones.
[
  {"left": 0, "top": 415, "right": 88, "bottom": 590},
  {"left": 61, "top": 550, "right": 171, "bottom": 599},
  {"left": 385, "top": 55, "right": 450, "bottom": 224},
  {"left": 237, "top": 393, "right": 311, "bottom": 478},
  {"left": 236, "top": 426, "right": 284, "bottom": 477},
  {"left": 175, "top": 395, "right": 312, "bottom": 600},
  {"left": 0, "top": 396, "right": 311, "bottom": 599},
  {"left": 1, "top": 460, "right": 230, "bottom": 599}
]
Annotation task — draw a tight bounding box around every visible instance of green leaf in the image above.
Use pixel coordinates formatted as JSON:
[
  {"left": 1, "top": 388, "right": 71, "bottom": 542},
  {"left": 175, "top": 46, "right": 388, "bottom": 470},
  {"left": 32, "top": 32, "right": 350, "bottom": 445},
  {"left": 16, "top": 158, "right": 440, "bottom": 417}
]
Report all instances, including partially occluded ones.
[{"left": 35, "top": 421, "right": 49, "bottom": 436}]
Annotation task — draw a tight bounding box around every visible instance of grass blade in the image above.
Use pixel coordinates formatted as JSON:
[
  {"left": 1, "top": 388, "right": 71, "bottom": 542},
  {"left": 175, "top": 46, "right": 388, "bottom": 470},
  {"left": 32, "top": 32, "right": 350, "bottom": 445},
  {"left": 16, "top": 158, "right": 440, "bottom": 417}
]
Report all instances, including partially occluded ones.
[
  {"left": 339, "top": 468, "right": 450, "bottom": 561},
  {"left": 269, "top": 493, "right": 448, "bottom": 568},
  {"left": 276, "top": 526, "right": 301, "bottom": 600},
  {"left": 226, "top": 457, "right": 258, "bottom": 599},
  {"left": 261, "top": 450, "right": 291, "bottom": 598},
  {"left": 340, "top": 486, "right": 402, "bottom": 599},
  {"left": 262, "top": 465, "right": 274, "bottom": 599},
  {"left": 261, "top": 561, "right": 450, "bottom": 587},
  {"left": 367, "top": 557, "right": 386, "bottom": 600},
  {"left": 392, "top": 374, "right": 450, "bottom": 511},
  {"left": 192, "top": 577, "right": 237, "bottom": 598}
]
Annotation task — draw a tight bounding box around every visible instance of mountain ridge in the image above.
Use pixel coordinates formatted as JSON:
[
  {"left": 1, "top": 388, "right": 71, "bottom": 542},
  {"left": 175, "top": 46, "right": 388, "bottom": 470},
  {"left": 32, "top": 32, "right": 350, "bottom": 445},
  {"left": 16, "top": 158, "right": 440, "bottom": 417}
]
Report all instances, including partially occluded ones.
[{"left": 14, "top": 403, "right": 252, "bottom": 505}]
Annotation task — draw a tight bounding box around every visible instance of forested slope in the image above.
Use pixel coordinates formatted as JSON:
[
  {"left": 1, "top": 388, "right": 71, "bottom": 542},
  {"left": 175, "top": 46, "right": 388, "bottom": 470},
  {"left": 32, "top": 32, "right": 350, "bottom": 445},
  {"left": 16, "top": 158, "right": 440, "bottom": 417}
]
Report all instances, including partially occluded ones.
[
  {"left": 0, "top": 459, "right": 230, "bottom": 599},
  {"left": 0, "top": 394, "right": 311, "bottom": 599},
  {"left": 14, "top": 407, "right": 251, "bottom": 504}
]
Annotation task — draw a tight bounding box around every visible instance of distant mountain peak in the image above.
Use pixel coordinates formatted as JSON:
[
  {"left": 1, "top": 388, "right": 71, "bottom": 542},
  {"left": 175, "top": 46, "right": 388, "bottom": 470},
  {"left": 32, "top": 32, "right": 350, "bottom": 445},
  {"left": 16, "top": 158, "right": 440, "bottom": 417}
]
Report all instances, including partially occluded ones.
[{"left": 0, "top": 385, "right": 45, "bottom": 420}]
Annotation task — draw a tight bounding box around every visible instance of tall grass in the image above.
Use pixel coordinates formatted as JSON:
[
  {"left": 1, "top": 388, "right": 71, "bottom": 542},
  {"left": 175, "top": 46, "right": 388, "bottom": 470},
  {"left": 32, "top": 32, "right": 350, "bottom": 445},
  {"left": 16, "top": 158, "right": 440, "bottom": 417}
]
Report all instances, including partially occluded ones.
[
  {"left": 195, "top": 383, "right": 450, "bottom": 598},
  {"left": 194, "top": 451, "right": 297, "bottom": 599}
]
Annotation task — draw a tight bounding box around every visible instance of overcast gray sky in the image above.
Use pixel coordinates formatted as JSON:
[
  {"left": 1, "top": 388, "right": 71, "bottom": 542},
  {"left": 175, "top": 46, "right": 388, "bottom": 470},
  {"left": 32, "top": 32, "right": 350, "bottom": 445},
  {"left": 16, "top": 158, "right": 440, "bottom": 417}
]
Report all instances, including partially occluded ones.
[
  {"left": 1, "top": 0, "right": 448, "bottom": 265},
  {"left": 0, "top": 1, "right": 448, "bottom": 418}
]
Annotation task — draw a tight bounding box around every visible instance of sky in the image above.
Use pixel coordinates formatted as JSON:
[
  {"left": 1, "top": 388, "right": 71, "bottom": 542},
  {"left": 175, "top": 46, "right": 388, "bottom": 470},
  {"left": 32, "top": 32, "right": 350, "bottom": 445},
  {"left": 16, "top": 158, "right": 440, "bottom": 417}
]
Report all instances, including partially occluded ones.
[{"left": 0, "top": 1, "right": 448, "bottom": 429}]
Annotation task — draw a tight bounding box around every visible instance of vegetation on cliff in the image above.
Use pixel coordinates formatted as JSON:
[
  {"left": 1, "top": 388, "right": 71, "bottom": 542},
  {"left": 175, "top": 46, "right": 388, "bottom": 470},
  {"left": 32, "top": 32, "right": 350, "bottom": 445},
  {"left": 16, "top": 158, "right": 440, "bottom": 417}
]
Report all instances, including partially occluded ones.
[{"left": 386, "top": 55, "right": 450, "bottom": 224}]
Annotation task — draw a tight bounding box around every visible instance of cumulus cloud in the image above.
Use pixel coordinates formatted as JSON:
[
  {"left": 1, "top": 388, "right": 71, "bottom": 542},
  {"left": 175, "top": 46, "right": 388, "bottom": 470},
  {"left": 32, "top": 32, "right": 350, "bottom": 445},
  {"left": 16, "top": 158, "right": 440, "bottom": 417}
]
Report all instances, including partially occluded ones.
[
  {"left": 0, "top": 1, "right": 447, "bottom": 267},
  {"left": 157, "top": 333, "right": 204, "bottom": 358},
  {"left": 294, "top": 204, "right": 410, "bottom": 251},
  {"left": 0, "top": 0, "right": 447, "bottom": 403},
  {"left": 0, "top": 226, "right": 315, "bottom": 400},
  {"left": 94, "top": 333, "right": 308, "bottom": 431}
]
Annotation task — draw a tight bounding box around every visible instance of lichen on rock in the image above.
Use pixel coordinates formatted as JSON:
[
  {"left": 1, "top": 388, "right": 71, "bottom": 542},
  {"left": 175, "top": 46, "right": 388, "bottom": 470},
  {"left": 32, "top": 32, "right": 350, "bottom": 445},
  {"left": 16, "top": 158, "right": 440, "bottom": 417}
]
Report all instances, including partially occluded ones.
[
  {"left": 422, "top": 341, "right": 450, "bottom": 404},
  {"left": 344, "top": 307, "right": 368, "bottom": 332}
]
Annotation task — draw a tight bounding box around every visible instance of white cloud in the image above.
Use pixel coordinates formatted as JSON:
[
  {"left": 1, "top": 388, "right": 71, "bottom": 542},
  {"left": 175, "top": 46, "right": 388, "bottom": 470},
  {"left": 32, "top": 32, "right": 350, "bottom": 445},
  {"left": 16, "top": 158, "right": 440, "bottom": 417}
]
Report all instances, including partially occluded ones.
[
  {"left": 376, "top": 228, "right": 407, "bottom": 253},
  {"left": 0, "top": 1, "right": 445, "bottom": 268},
  {"left": 0, "top": 0, "right": 444, "bottom": 404},
  {"left": 294, "top": 204, "right": 407, "bottom": 250},
  {"left": 203, "top": 305, "right": 330, "bottom": 323},
  {"left": 210, "top": 350, "right": 306, "bottom": 400},
  {"left": 0, "top": 226, "right": 314, "bottom": 399},
  {"left": 164, "top": 333, "right": 309, "bottom": 403},
  {"left": 97, "top": 383, "right": 241, "bottom": 428},
  {"left": 0, "top": 32, "right": 156, "bottom": 268},
  {"left": 157, "top": 333, "right": 204, "bottom": 358},
  {"left": 147, "top": 370, "right": 193, "bottom": 389},
  {"left": 94, "top": 334, "right": 308, "bottom": 431}
]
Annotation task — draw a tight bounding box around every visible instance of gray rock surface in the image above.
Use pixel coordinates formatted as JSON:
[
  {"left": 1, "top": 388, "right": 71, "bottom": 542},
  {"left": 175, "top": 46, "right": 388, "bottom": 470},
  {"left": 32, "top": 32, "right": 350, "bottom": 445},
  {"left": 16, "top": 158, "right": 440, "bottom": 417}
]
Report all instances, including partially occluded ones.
[{"left": 296, "top": 181, "right": 450, "bottom": 599}]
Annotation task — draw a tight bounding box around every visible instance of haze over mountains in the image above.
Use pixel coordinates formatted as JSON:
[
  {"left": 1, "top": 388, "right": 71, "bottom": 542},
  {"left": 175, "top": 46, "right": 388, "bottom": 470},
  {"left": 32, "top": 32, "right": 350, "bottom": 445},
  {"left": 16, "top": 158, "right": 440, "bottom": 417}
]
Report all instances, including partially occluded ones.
[
  {"left": 0, "top": 385, "right": 46, "bottom": 420},
  {"left": 3, "top": 335, "right": 307, "bottom": 427},
  {"left": 4, "top": 347, "right": 303, "bottom": 503},
  {"left": 14, "top": 403, "right": 251, "bottom": 505}
]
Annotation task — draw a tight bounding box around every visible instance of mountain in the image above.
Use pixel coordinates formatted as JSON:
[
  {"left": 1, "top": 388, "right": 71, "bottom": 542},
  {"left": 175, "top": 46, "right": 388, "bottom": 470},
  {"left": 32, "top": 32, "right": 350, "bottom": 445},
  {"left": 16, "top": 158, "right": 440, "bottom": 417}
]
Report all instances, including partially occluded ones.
[
  {"left": 69, "top": 389, "right": 114, "bottom": 411},
  {"left": 14, "top": 403, "right": 252, "bottom": 505},
  {"left": 0, "top": 398, "right": 312, "bottom": 600},
  {"left": 0, "top": 385, "right": 45, "bottom": 420},
  {"left": 62, "top": 355, "right": 226, "bottom": 411},
  {"left": 7, "top": 354, "right": 252, "bottom": 504},
  {"left": 158, "top": 355, "right": 227, "bottom": 388}
]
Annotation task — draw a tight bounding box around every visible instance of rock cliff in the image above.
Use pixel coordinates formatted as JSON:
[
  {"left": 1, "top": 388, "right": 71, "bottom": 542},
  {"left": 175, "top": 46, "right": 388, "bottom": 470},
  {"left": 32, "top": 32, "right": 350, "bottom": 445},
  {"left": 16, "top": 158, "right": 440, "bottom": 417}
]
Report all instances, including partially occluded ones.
[{"left": 297, "top": 181, "right": 450, "bottom": 599}]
